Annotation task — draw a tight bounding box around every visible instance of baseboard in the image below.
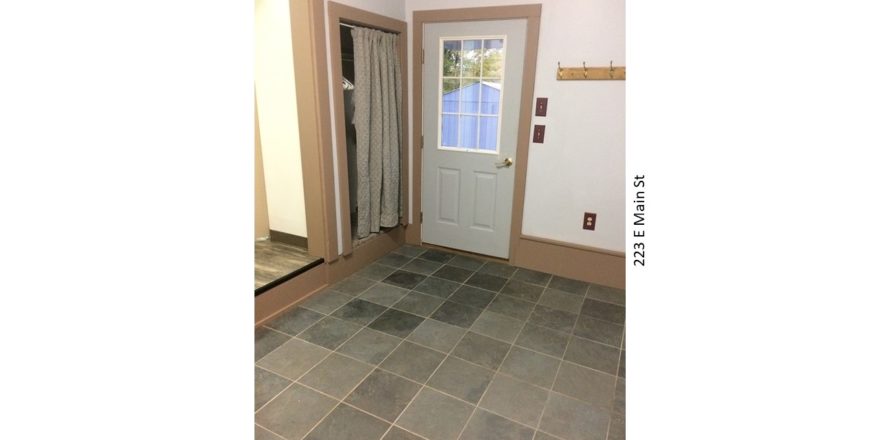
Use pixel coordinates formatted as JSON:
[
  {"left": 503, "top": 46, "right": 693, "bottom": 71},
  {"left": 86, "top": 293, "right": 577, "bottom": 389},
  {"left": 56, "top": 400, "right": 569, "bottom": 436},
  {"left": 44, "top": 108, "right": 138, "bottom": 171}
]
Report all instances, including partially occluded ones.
[
  {"left": 255, "top": 263, "right": 328, "bottom": 325},
  {"left": 269, "top": 230, "right": 309, "bottom": 248},
  {"left": 514, "top": 235, "right": 625, "bottom": 289},
  {"left": 327, "top": 226, "right": 406, "bottom": 282}
]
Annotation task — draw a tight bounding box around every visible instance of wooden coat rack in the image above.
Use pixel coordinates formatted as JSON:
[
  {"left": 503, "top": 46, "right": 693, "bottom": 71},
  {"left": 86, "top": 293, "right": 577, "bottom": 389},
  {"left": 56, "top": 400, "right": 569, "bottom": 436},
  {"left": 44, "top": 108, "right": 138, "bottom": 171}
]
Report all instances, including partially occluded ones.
[{"left": 557, "top": 61, "right": 626, "bottom": 81}]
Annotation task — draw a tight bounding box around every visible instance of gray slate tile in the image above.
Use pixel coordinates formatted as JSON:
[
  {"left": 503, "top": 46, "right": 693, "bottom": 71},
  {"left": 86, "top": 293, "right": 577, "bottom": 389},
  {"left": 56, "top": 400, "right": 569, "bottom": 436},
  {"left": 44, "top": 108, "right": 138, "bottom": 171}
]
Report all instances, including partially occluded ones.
[
  {"left": 298, "top": 316, "right": 362, "bottom": 350},
  {"left": 337, "top": 328, "right": 402, "bottom": 365},
  {"left": 515, "top": 323, "right": 570, "bottom": 358},
  {"left": 368, "top": 309, "right": 425, "bottom": 338},
  {"left": 430, "top": 300, "right": 483, "bottom": 328},
  {"left": 538, "top": 288, "right": 585, "bottom": 312},
  {"left": 479, "top": 261, "right": 517, "bottom": 279},
  {"left": 379, "top": 341, "right": 446, "bottom": 383},
  {"left": 345, "top": 369, "right": 421, "bottom": 422},
  {"left": 305, "top": 403, "right": 390, "bottom": 440},
  {"left": 452, "top": 331, "right": 511, "bottom": 370},
  {"left": 499, "top": 279, "right": 544, "bottom": 302},
  {"left": 358, "top": 263, "right": 398, "bottom": 281},
  {"left": 419, "top": 249, "right": 455, "bottom": 263},
  {"left": 459, "top": 409, "right": 535, "bottom": 440},
  {"left": 378, "top": 253, "right": 413, "bottom": 268},
  {"left": 427, "top": 356, "right": 494, "bottom": 404},
  {"left": 479, "top": 374, "right": 548, "bottom": 428},
  {"left": 396, "top": 388, "right": 474, "bottom": 440},
  {"left": 382, "top": 426, "right": 423, "bottom": 440},
  {"left": 580, "top": 299, "right": 625, "bottom": 324},
  {"left": 447, "top": 254, "right": 486, "bottom": 271},
  {"left": 334, "top": 275, "right": 377, "bottom": 295},
  {"left": 586, "top": 284, "right": 625, "bottom": 306},
  {"left": 265, "top": 307, "right": 325, "bottom": 336},
  {"left": 465, "top": 272, "right": 507, "bottom": 292},
  {"left": 299, "top": 353, "right": 373, "bottom": 399},
  {"left": 553, "top": 362, "right": 615, "bottom": 409},
  {"left": 255, "top": 383, "right": 337, "bottom": 440},
  {"left": 358, "top": 283, "right": 410, "bottom": 307},
  {"left": 300, "top": 290, "right": 353, "bottom": 314},
  {"left": 573, "top": 315, "right": 624, "bottom": 347},
  {"left": 471, "top": 310, "right": 525, "bottom": 343},
  {"left": 512, "top": 268, "right": 551, "bottom": 286},
  {"left": 486, "top": 294, "right": 535, "bottom": 321},
  {"left": 432, "top": 265, "right": 474, "bottom": 283},
  {"left": 528, "top": 304, "right": 578, "bottom": 333},
  {"left": 255, "top": 366, "right": 291, "bottom": 411},
  {"left": 392, "top": 291, "right": 444, "bottom": 317},
  {"left": 448, "top": 285, "right": 496, "bottom": 309},
  {"left": 255, "top": 326, "right": 290, "bottom": 362},
  {"left": 539, "top": 392, "right": 610, "bottom": 440},
  {"left": 413, "top": 276, "right": 461, "bottom": 299},
  {"left": 564, "top": 336, "right": 620, "bottom": 375},
  {"left": 401, "top": 258, "right": 443, "bottom": 275},
  {"left": 256, "top": 338, "right": 331, "bottom": 380},
  {"left": 406, "top": 318, "right": 467, "bottom": 353},
  {"left": 548, "top": 275, "right": 590, "bottom": 296},
  {"left": 499, "top": 346, "right": 561, "bottom": 389},
  {"left": 383, "top": 270, "right": 428, "bottom": 289},
  {"left": 331, "top": 298, "right": 387, "bottom": 325}
]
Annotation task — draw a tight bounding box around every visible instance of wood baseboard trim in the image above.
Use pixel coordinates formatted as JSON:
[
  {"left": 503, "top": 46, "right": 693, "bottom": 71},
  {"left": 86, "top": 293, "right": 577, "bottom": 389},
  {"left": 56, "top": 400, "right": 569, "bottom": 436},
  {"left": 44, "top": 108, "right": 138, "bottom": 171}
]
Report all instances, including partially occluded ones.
[
  {"left": 269, "top": 230, "right": 309, "bottom": 248},
  {"left": 255, "top": 263, "right": 327, "bottom": 325},
  {"left": 515, "top": 235, "right": 625, "bottom": 289},
  {"left": 328, "top": 226, "right": 406, "bottom": 283}
]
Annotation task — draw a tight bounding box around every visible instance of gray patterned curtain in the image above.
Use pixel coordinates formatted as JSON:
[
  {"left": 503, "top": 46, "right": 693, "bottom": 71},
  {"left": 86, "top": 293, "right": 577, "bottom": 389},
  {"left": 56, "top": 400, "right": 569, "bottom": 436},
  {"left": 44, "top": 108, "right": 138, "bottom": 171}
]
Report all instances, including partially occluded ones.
[{"left": 352, "top": 27, "right": 402, "bottom": 238}]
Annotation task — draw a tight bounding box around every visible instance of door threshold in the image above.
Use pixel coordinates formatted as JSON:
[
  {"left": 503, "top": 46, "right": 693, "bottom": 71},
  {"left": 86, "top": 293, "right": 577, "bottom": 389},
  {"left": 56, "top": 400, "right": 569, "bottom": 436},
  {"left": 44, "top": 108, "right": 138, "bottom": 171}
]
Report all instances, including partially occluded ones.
[{"left": 418, "top": 242, "right": 509, "bottom": 264}]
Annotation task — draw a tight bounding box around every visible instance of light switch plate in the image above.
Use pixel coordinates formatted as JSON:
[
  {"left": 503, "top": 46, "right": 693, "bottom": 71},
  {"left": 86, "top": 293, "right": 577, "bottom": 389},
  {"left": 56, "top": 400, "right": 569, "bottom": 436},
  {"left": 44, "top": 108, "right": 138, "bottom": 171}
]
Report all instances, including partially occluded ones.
[
  {"left": 535, "top": 97, "right": 548, "bottom": 116},
  {"left": 533, "top": 125, "right": 545, "bottom": 143}
]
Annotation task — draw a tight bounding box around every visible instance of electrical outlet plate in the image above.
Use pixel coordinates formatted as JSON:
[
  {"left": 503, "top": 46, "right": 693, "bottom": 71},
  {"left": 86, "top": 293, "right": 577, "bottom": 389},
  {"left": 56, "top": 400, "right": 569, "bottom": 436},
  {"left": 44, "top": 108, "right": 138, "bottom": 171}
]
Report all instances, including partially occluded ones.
[{"left": 583, "top": 212, "right": 596, "bottom": 230}]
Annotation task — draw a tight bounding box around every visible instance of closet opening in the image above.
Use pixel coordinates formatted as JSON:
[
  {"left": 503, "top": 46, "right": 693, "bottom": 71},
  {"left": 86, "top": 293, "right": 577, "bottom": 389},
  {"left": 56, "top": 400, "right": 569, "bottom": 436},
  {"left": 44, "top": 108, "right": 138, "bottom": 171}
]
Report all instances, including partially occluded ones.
[{"left": 334, "top": 14, "right": 408, "bottom": 254}]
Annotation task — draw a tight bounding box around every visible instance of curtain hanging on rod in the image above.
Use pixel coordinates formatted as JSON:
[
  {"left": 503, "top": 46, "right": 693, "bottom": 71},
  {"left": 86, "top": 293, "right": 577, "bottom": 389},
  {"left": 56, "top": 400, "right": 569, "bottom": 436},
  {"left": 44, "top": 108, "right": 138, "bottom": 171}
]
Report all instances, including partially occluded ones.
[{"left": 351, "top": 26, "right": 402, "bottom": 238}]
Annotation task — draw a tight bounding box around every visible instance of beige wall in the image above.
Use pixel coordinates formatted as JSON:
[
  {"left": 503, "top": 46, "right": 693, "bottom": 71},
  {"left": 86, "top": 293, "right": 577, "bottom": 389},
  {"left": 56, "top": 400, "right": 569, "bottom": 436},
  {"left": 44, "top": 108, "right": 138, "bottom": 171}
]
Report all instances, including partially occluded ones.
[
  {"left": 255, "top": 0, "right": 309, "bottom": 237},
  {"left": 255, "top": 102, "right": 270, "bottom": 240}
]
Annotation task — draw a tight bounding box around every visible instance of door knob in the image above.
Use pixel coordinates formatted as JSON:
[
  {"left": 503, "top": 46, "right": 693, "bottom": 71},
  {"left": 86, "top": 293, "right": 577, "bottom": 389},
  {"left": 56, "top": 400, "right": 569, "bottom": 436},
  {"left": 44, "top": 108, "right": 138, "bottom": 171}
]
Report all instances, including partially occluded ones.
[{"left": 495, "top": 157, "right": 513, "bottom": 168}]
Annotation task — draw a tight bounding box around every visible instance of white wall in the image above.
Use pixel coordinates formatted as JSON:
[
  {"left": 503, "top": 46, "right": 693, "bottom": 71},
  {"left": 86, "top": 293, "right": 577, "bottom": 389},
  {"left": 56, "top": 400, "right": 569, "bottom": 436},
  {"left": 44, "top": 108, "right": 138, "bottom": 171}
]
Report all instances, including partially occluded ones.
[
  {"left": 405, "top": 0, "right": 626, "bottom": 252},
  {"left": 255, "top": 0, "right": 308, "bottom": 237},
  {"left": 322, "top": 0, "right": 407, "bottom": 253}
]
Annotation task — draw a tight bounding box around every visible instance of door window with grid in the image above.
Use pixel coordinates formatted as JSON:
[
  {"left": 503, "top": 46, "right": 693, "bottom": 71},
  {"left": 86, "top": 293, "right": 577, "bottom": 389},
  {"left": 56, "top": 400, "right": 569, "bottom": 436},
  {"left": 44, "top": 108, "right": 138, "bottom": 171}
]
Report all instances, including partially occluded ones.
[{"left": 438, "top": 37, "right": 505, "bottom": 153}]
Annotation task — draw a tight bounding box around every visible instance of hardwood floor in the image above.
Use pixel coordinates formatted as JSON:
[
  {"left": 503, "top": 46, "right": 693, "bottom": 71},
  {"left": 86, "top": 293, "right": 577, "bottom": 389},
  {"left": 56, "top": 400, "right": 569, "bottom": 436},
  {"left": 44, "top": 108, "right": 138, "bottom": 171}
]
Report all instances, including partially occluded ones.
[{"left": 255, "top": 239, "right": 320, "bottom": 289}]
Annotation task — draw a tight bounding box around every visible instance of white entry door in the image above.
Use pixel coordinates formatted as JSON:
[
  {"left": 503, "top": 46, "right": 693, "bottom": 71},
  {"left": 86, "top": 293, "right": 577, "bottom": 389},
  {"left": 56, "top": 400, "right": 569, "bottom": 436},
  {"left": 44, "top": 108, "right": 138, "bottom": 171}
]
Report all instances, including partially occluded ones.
[{"left": 421, "top": 19, "right": 527, "bottom": 259}]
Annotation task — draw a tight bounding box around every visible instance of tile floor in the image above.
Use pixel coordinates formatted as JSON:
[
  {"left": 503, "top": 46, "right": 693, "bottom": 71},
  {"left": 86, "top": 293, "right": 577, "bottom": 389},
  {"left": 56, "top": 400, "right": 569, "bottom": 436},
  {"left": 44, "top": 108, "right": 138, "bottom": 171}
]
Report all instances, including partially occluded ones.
[{"left": 255, "top": 245, "right": 625, "bottom": 440}]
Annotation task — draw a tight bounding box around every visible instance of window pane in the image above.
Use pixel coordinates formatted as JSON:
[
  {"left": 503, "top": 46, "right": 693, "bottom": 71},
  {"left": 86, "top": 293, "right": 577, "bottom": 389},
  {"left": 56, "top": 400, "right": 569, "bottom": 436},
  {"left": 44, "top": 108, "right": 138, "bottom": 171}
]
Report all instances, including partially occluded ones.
[
  {"left": 481, "top": 39, "right": 504, "bottom": 79},
  {"left": 459, "top": 115, "right": 478, "bottom": 148},
  {"left": 442, "top": 40, "right": 461, "bottom": 77},
  {"left": 461, "top": 39, "right": 482, "bottom": 77},
  {"left": 480, "top": 81, "right": 501, "bottom": 115},
  {"left": 460, "top": 78, "right": 480, "bottom": 113},
  {"left": 441, "top": 114, "right": 458, "bottom": 147},
  {"left": 478, "top": 116, "right": 499, "bottom": 151},
  {"left": 442, "top": 79, "right": 460, "bottom": 112}
]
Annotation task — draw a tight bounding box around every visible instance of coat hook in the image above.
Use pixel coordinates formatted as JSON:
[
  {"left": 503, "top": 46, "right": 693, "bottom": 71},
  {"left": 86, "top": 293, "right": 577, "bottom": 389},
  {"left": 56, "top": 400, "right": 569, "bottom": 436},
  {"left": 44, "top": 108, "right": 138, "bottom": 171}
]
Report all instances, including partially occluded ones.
[
  {"left": 609, "top": 60, "right": 614, "bottom": 78},
  {"left": 557, "top": 61, "right": 561, "bottom": 78},
  {"left": 583, "top": 61, "right": 587, "bottom": 78}
]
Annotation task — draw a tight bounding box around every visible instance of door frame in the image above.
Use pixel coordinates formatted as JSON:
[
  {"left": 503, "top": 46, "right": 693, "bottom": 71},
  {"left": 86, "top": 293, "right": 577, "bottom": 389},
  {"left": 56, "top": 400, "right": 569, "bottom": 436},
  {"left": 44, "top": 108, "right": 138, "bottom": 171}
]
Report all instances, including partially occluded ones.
[
  {"left": 327, "top": 1, "right": 409, "bottom": 256},
  {"left": 410, "top": 4, "right": 542, "bottom": 264}
]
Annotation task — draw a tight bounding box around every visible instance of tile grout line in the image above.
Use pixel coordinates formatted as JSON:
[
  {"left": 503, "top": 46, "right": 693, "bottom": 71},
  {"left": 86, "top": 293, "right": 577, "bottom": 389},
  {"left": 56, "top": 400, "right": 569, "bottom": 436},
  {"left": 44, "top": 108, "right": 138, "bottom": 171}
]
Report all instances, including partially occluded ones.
[
  {"left": 376, "top": 319, "right": 473, "bottom": 440},
  {"left": 255, "top": 320, "right": 373, "bottom": 415},
  {"left": 453, "top": 275, "right": 539, "bottom": 440},
  {"left": 323, "top": 347, "right": 548, "bottom": 437},
  {"left": 254, "top": 421, "right": 289, "bottom": 440},
  {"left": 529, "top": 296, "right": 575, "bottom": 440},
  {"left": 295, "top": 321, "right": 411, "bottom": 440}
]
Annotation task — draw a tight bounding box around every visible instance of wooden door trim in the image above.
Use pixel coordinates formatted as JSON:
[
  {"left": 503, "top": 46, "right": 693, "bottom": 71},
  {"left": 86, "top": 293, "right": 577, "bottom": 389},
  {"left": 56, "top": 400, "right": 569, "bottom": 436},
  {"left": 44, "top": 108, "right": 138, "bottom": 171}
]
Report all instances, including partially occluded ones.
[{"left": 411, "top": 4, "right": 542, "bottom": 266}]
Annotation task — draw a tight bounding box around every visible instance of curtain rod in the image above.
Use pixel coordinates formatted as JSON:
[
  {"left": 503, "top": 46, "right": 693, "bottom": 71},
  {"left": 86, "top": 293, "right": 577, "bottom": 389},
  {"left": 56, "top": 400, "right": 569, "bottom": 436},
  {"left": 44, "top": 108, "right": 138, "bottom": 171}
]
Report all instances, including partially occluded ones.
[{"left": 339, "top": 22, "right": 398, "bottom": 35}]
